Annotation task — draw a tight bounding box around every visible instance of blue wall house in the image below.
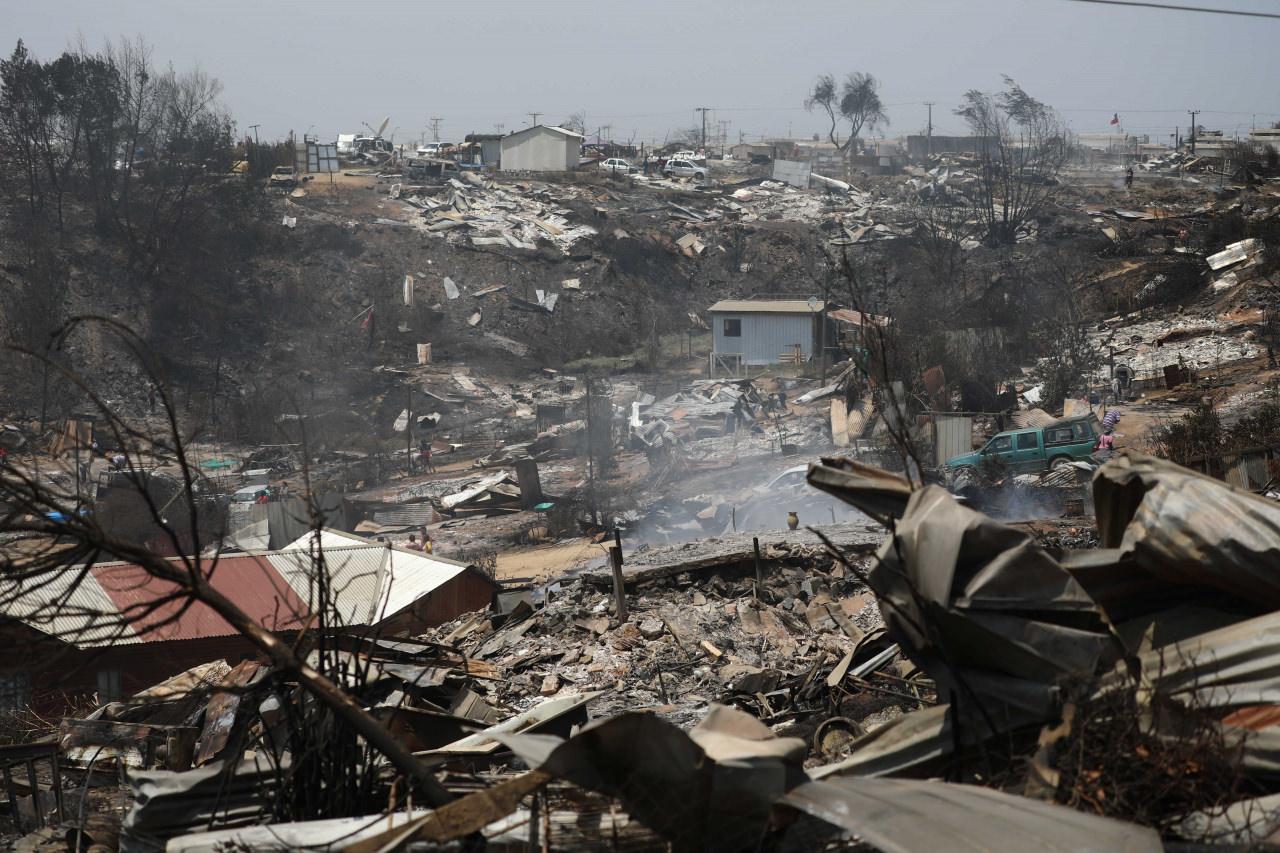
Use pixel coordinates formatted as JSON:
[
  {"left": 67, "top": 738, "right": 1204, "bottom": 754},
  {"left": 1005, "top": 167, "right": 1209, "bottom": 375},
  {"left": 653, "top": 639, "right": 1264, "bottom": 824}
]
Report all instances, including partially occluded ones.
[{"left": 709, "top": 299, "right": 825, "bottom": 368}]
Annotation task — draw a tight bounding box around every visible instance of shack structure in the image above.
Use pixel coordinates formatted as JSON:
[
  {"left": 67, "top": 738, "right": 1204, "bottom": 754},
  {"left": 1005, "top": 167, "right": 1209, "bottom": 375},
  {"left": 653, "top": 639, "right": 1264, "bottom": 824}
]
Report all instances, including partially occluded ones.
[
  {"left": 499, "top": 125, "right": 583, "bottom": 172},
  {"left": 0, "top": 530, "right": 499, "bottom": 710},
  {"left": 708, "top": 299, "right": 825, "bottom": 371},
  {"left": 463, "top": 133, "right": 503, "bottom": 168}
]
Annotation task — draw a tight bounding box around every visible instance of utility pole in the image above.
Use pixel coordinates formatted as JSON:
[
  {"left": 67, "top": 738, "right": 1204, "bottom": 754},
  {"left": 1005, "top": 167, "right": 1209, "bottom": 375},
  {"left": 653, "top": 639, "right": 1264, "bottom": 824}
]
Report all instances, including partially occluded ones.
[
  {"left": 528, "top": 112, "right": 542, "bottom": 127},
  {"left": 1188, "top": 110, "right": 1199, "bottom": 155},
  {"left": 494, "top": 123, "right": 504, "bottom": 135},
  {"left": 429, "top": 117, "right": 442, "bottom": 142},
  {"left": 406, "top": 386, "right": 413, "bottom": 474},
  {"left": 584, "top": 376, "right": 597, "bottom": 525},
  {"left": 248, "top": 124, "right": 260, "bottom": 145},
  {"left": 924, "top": 102, "right": 934, "bottom": 157},
  {"left": 695, "top": 107, "right": 711, "bottom": 150}
]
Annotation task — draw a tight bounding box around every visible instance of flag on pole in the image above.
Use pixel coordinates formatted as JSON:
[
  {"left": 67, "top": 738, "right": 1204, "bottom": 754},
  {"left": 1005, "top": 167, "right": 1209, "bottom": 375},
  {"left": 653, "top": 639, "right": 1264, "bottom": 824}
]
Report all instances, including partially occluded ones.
[{"left": 1110, "top": 113, "right": 1120, "bottom": 126}]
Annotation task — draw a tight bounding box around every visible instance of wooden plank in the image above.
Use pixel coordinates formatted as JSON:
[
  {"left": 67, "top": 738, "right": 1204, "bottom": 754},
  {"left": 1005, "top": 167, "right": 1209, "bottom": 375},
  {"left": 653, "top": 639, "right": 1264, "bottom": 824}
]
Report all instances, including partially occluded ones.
[{"left": 831, "top": 399, "right": 850, "bottom": 448}]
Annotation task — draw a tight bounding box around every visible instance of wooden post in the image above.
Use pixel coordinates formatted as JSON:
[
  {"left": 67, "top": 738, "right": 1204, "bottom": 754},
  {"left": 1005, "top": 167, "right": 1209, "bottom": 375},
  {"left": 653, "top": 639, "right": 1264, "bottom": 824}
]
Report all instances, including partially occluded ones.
[
  {"left": 753, "top": 536, "right": 763, "bottom": 599},
  {"left": 610, "top": 529, "right": 628, "bottom": 622}
]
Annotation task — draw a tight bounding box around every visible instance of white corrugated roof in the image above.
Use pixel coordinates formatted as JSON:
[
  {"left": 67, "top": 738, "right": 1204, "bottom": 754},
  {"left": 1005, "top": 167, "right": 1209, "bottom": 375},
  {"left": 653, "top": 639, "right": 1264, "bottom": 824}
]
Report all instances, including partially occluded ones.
[
  {"left": 266, "top": 548, "right": 386, "bottom": 627},
  {"left": 2, "top": 564, "right": 143, "bottom": 647},
  {"left": 708, "top": 300, "right": 825, "bottom": 314},
  {"left": 279, "top": 530, "right": 470, "bottom": 624}
]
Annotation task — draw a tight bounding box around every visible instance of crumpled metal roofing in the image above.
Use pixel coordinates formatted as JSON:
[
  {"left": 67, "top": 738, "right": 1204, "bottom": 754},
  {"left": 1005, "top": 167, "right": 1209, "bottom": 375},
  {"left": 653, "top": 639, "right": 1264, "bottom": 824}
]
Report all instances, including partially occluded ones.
[
  {"left": 782, "top": 776, "right": 1162, "bottom": 853},
  {"left": 1093, "top": 453, "right": 1280, "bottom": 608},
  {"left": 866, "top": 485, "right": 1119, "bottom": 718}
]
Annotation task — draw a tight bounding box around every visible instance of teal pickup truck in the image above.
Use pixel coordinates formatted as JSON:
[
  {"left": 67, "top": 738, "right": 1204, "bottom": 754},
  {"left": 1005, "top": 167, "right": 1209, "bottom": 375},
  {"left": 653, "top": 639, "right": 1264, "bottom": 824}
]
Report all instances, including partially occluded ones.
[{"left": 945, "top": 415, "right": 1101, "bottom": 475}]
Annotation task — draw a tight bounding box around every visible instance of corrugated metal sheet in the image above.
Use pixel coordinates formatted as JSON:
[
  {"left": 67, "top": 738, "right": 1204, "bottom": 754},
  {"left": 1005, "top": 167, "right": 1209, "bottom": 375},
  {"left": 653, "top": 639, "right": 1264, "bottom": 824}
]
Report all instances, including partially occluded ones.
[
  {"left": 371, "top": 504, "right": 437, "bottom": 527},
  {"left": 92, "top": 557, "right": 308, "bottom": 643},
  {"left": 3, "top": 562, "right": 144, "bottom": 647},
  {"left": 265, "top": 548, "right": 385, "bottom": 628},
  {"left": 380, "top": 547, "right": 468, "bottom": 620},
  {"left": 771, "top": 158, "right": 811, "bottom": 187},
  {"left": 1010, "top": 408, "right": 1058, "bottom": 429},
  {"left": 708, "top": 300, "right": 823, "bottom": 314},
  {"left": 1224, "top": 451, "right": 1271, "bottom": 491},
  {"left": 279, "top": 530, "right": 473, "bottom": 625},
  {"left": 828, "top": 308, "right": 888, "bottom": 327},
  {"left": 933, "top": 414, "right": 974, "bottom": 466},
  {"left": 5, "top": 529, "right": 487, "bottom": 649},
  {"left": 782, "top": 776, "right": 1162, "bottom": 853}
]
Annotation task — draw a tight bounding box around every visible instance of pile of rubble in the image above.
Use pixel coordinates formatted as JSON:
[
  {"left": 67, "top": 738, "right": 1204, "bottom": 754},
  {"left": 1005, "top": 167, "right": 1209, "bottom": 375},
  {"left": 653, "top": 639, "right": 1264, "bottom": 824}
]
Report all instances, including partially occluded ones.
[
  {"left": 15, "top": 452, "right": 1280, "bottom": 849},
  {"left": 396, "top": 175, "right": 597, "bottom": 253}
]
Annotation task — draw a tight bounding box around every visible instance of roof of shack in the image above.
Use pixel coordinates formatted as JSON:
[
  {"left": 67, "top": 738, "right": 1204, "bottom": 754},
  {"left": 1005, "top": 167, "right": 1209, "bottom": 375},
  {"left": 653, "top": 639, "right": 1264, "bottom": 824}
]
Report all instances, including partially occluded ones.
[{"left": 708, "top": 300, "right": 824, "bottom": 314}]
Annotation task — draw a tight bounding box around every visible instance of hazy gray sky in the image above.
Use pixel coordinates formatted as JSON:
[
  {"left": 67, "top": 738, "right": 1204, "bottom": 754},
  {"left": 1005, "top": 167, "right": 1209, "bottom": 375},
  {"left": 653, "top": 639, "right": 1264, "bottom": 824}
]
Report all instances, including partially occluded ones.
[{"left": 9, "top": 0, "right": 1280, "bottom": 146}]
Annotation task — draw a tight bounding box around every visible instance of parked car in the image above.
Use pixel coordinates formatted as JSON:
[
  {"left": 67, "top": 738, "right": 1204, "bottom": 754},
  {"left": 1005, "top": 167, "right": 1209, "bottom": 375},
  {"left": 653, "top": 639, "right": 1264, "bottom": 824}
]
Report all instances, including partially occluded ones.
[
  {"left": 268, "top": 166, "right": 298, "bottom": 187},
  {"left": 415, "top": 143, "right": 442, "bottom": 157},
  {"left": 945, "top": 416, "right": 1101, "bottom": 475},
  {"left": 762, "top": 464, "right": 810, "bottom": 492},
  {"left": 598, "top": 157, "right": 635, "bottom": 174},
  {"left": 662, "top": 158, "right": 707, "bottom": 180}
]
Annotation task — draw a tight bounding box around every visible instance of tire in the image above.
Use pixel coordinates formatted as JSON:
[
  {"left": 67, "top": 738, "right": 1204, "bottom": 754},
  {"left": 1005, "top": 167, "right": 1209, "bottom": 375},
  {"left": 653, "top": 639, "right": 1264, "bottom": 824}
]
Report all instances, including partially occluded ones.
[{"left": 1050, "top": 456, "right": 1073, "bottom": 470}]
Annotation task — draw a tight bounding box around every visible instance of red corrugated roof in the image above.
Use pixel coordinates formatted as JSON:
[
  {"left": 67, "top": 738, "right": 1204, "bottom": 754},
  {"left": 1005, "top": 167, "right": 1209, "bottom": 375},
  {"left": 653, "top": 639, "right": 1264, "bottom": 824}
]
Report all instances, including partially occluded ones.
[{"left": 91, "top": 556, "right": 310, "bottom": 643}]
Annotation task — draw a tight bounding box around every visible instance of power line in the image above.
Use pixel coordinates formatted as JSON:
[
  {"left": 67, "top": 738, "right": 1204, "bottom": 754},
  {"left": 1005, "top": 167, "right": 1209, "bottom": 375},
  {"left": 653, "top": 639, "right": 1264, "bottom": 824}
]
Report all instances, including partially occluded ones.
[{"left": 1063, "top": 0, "right": 1280, "bottom": 20}]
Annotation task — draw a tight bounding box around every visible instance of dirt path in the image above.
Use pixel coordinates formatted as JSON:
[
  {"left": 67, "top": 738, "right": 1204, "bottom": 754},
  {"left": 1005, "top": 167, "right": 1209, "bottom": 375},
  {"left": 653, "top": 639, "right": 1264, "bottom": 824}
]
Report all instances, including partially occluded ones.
[{"left": 495, "top": 537, "right": 604, "bottom": 582}]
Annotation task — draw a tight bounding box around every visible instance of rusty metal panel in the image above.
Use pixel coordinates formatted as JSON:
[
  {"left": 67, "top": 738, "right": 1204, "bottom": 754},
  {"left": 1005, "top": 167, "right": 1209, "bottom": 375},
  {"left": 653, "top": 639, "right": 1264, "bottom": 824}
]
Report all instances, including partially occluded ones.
[{"left": 92, "top": 556, "right": 308, "bottom": 642}]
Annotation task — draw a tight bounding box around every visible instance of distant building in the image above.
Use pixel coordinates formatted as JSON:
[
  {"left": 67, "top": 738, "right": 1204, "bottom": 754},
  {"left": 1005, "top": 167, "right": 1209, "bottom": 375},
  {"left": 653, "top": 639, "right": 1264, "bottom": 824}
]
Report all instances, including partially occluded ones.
[
  {"left": 1078, "top": 133, "right": 1149, "bottom": 153},
  {"left": 499, "top": 125, "right": 583, "bottom": 172},
  {"left": 1249, "top": 127, "right": 1280, "bottom": 149},
  {"left": 709, "top": 299, "right": 826, "bottom": 368},
  {"left": 905, "top": 135, "right": 997, "bottom": 159}
]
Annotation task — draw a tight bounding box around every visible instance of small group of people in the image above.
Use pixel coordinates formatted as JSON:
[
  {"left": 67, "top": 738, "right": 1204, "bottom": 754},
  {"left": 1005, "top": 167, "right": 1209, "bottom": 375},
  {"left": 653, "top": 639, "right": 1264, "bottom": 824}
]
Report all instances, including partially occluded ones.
[
  {"left": 404, "top": 527, "right": 433, "bottom": 554},
  {"left": 1094, "top": 407, "right": 1120, "bottom": 457}
]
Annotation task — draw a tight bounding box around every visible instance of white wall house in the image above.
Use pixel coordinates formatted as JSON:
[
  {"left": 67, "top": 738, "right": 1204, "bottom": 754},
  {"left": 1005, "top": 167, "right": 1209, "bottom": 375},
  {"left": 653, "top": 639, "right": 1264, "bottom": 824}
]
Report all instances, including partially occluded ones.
[{"left": 499, "top": 125, "right": 583, "bottom": 172}]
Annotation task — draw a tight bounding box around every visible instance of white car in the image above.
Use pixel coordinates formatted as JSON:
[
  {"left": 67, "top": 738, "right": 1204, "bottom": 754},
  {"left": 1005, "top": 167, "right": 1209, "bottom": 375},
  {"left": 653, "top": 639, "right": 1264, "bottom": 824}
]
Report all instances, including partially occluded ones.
[
  {"left": 763, "top": 465, "right": 810, "bottom": 492},
  {"left": 672, "top": 150, "right": 703, "bottom": 161},
  {"left": 416, "top": 143, "right": 443, "bottom": 157},
  {"left": 599, "top": 157, "right": 635, "bottom": 174},
  {"left": 662, "top": 158, "right": 707, "bottom": 180}
]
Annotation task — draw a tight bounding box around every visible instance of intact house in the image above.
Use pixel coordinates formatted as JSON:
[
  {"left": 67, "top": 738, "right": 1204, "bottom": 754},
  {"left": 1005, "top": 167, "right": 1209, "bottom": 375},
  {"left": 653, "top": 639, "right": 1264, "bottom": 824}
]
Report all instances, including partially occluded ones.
[
  {"left": 709, "top": 299, "right": 828, "bottom": 369},
  {"left": 0, "top": 529, "right": 499, "bottom": 713},
  {"left": 499, "top": 125, "right": 583, "bottom": 172}
]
